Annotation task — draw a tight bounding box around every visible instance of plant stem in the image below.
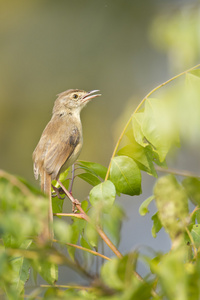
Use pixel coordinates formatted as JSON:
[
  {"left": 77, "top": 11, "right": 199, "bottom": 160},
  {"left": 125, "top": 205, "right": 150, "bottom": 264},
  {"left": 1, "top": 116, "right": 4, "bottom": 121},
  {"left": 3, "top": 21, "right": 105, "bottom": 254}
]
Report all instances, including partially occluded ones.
[
  {"left": 76, "top": 203, "right": 123, "bottom": 259},
  {"left": 155, "top": 166, "right": 200, "bottom": 178},
  {"left": 57, "top": 179, "right": 123, "bottom": 258},
  {"left": 57, "top": 178, "right": 151, "bottom": 286},
  {"left": 53, "top": 239, "right": 111, "bottom": 261},
  {"left": 39, "top": 284, "right": 91, "bottom": 290},
  {"left": 54, "top": 212, "right": 84, "bottom": 219},
  {"left": 190, "top": 206, "right": 200, "bottom": 220}
]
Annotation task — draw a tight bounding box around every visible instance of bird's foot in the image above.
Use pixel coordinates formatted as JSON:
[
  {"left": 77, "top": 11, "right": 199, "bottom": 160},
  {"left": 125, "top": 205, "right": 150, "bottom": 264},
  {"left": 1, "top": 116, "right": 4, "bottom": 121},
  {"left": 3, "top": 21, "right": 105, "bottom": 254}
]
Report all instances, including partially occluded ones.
[
  {"left": 72, "top": 197, "right": 81, "bottom": 213},
  {"left": 51, "top": 185, "right": 65, "bottom": 199}
]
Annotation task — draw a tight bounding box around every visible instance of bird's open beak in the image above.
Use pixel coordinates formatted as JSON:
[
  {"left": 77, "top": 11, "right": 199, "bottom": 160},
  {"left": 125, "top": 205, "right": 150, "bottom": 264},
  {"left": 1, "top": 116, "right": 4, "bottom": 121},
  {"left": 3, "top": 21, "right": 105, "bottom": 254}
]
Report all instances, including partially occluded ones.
[{"left": 82, "top": 90, "right": 101, "bottom": 103}]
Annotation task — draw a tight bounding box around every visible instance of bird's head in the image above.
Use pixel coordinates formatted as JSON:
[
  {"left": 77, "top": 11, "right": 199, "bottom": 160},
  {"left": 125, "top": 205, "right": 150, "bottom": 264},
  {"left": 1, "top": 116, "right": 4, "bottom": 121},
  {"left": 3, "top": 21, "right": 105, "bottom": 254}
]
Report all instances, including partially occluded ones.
[{"left": 53, "top": 89, "right": 101, "bottom": 114}]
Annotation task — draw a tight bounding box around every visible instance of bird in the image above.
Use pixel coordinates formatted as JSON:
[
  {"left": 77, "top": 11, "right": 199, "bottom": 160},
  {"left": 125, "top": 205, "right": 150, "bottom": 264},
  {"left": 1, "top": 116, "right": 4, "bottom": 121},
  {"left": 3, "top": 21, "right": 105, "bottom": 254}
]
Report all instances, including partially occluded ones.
[{"left": 33, "top": 89, "right": 101, "bottom": 242}]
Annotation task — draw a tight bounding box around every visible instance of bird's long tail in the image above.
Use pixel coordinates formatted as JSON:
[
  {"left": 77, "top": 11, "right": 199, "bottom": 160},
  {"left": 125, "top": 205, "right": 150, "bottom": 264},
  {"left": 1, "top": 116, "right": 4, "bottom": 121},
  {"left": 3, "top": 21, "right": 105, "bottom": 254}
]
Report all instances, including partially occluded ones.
[{"left": 40, "top": 172, "right": 53, "bottom": 243}]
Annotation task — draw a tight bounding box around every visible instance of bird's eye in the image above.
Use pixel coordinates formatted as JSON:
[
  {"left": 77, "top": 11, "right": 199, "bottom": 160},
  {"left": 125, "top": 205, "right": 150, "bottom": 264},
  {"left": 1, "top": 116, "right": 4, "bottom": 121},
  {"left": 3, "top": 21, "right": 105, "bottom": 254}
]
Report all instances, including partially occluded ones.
[{"left": 73, "top": 94, "right": 78, "bottom": 99}]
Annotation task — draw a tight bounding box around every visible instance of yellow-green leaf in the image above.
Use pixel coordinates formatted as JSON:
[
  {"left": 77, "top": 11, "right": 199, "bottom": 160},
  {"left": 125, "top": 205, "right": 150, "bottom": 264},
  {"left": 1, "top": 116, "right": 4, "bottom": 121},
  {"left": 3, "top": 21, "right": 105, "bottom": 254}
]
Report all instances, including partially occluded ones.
[
  {"left": 89, "top": 180, "right": 116, "bottom": 211},
  {"left": 110, "top": 156, "right": 141, "bottom": 196}
]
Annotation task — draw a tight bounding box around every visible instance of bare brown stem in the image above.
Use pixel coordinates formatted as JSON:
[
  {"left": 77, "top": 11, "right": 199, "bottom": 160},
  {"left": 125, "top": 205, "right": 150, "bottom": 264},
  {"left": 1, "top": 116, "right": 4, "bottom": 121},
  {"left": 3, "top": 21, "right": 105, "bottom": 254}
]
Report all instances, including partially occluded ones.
[
  {"left": 76, "top": 203, "right": 123, "bottom": 258},
  {"left": 56, "top": 179, "right": 122, "bottom": 258}
]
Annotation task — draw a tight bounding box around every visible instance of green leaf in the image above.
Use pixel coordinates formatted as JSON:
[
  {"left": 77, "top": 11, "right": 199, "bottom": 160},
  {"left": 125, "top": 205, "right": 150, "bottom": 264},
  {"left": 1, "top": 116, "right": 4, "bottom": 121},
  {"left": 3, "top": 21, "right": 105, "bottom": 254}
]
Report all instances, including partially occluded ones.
[
  {"left": 85, "top": 209, "right": 99, "bottom": 248},
  {"left": 85, "top": 223, "right": 98, "bottom": 249},
  {"left": 80, "top": 236, "right": 93, "bottom": 262},
  {"left": 174, "top": 74, "right": 200, "bottom": 144},
  {"left": 44, "top": 287, "right": 67, "bottom": 299},
  {"left": 52, "top": 197, "right": 64, "bottom": 214},
  {"left": 53, "top": 220, "right": 72, "bottom": 243},
  {"left": 101, "top": 253, "right": 138, "bottom": 290},
  {"left": 77, "top": 172, "right": 101, "bottom": 186},
  {"left": 17, "top": 176, "right": 43, "bottom": 196},
  {"left": 139, "top": 195, "right": 154, "bottom": 216},
  {"left": 100, "top": 258, "right": 125, "bottom": 290},
  {"left": 154, "top": 175, "right": 189, "bottom": 240},
  {"left": 78, "top": 161, "right": 107, "bottom": 179},
  {"left": 10, "top": 240, "right": 32, "bottom": 296},
  {"left": 89, "top": 180, "right": 116, "bottom": 212},
  {"left": 132, "top": 112, "right": 148, "bottom": 147},
  {"left": 191, "top": 224, "right": 200, "bottom": 248},
  {"left": 67, "top": 222, "right": 79, "bottom": 260},
  {"left": 188, "top": 69, "right": 200, "bottom": 79},
  {"left": 152, "top": 150, "right": 167, "bottom": 167},
  {"left": 151, "top": 247, "right": 189, "bottom": 300},
  {"left": 123, "top": 128, "right": 157, "bottom": 176},
  {"left": 52, "top": 168, "right": 70, "bottom": 189},
  {"left": 11, "top": 257, "right": 30, "bottom": 296},
  {"left": 142, "top": 98, "right": 179, "bottom": 162},
  {"left": 102, "top": 204, "right": 125, "bottom": 245},
  {"left": 2, "top": 213, "right": 35, "bottom": 246},
  {"left": 80, "top": 236, "right": 91, "bottom": 250},
  {"left": 110, "top": 156, "right": 141, "bottom": 196},
  {"left": 32, "top": 260, "right": 58, "bottom": 285},
  {"left": 81, "top": 200, "right": 89, "bottom": 212},
  {"left": 195, "top": 210, "right": 200, "bottom": 224},
  {"left": 182, "top": 177, "right": 200, "bottom": 206},
  {"left": 118, "top": 143, "right": 157, "bottom": 177},
  {"left": 151, "top": 212, "right": 162, "bottom": 238}
]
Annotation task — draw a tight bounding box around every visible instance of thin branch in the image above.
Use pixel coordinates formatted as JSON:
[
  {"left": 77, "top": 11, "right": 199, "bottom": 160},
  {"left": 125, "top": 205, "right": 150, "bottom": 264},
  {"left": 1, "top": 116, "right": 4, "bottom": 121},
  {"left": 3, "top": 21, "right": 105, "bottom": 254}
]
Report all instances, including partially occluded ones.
[
  {"left": 54, "top": 212, "right": 85, "bottom": 219},
  {"left": 104, "top": 63, "right": 200, "bottom": 180},
  {"left": 24, "top": 295, "right": 42, "bottom": 300},
  {"left": 57, "top": 175, "right": 158, "bottom": 296},
  {"left": 39, "top": 284, "right": 91, "bottom": 290},
  {"left": 52, "top": 239, "right": 111, "bottom": 261},
  {"left": 155, "top": 166, "right": 200, "bottom": 178},
  {"left": 56, "top": 179, "right": 123, "bottom": 259},
  {"left": 189, "top": 206, "right": 200, "bottom": 220},
  {"left": 76, "top": 203, "right": 123, "bottom": 259},
  {"left": 57, "top": 179, "right": 81, "bottom": 205}
]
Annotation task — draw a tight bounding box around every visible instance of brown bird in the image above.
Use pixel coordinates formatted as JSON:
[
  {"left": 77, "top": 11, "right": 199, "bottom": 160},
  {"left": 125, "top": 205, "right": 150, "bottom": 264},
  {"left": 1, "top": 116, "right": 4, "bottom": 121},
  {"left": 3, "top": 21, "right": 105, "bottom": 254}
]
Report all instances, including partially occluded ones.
[{"left": 33, "top": 89, "right": 101, "bottom": 241}]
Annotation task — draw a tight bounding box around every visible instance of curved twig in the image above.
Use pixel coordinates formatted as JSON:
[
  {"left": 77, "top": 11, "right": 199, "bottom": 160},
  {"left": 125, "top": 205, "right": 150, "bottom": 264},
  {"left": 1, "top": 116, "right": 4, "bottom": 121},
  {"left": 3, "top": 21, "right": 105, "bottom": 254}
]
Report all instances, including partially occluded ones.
[{"left": 104, "top": 63, "right": 200, "bottom": 180}]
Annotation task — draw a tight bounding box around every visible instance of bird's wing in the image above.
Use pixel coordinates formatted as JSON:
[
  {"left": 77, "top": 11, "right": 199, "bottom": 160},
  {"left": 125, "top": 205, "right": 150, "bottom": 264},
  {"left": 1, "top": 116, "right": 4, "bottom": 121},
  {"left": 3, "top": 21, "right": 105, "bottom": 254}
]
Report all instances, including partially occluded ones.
[
  {"left": 43, "top": 125, "right": 80, "bottom": 179},
  {"left": 33, "top": 119, "right": 80, "bottom": 181}
]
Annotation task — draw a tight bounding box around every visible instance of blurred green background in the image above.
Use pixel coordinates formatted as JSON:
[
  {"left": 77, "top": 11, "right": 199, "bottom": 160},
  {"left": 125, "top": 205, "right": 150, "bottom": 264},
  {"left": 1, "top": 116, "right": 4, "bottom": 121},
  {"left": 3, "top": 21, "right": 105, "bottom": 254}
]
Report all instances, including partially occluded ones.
[
  {"left": 0, "top": 0, "right": 171, "bottom": 181},
  {"left": 1, "top": 0, "right": 200, "bottom": 263}
]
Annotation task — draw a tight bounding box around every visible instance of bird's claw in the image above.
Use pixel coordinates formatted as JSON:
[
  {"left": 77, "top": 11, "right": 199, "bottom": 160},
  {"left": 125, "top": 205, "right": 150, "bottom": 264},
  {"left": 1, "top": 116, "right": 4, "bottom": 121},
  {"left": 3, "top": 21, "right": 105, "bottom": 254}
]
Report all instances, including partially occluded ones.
[
  {"left": 72, "top": 198, "right": 81, "bottom": 213},
  {"left": 51, "top": 185, "right": 65, "bottom": 199}
]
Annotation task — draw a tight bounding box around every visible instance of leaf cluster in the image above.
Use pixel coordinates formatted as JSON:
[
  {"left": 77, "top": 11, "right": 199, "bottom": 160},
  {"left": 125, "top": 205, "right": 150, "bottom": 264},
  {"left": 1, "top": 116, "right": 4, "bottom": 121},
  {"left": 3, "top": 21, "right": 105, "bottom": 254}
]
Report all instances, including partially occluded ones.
[{"left": 1, "top": 66, "right": 200, "bottom": 299}]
